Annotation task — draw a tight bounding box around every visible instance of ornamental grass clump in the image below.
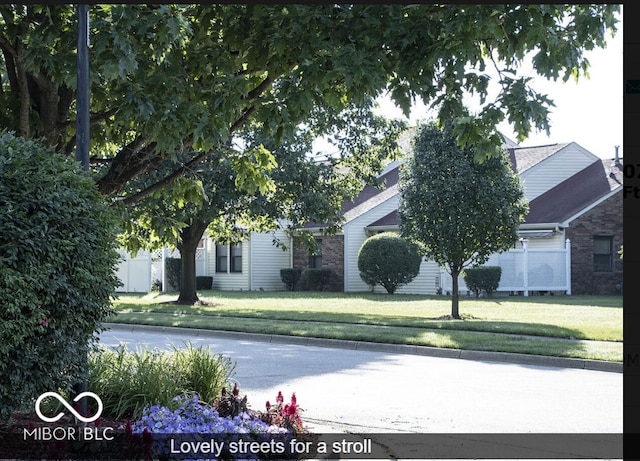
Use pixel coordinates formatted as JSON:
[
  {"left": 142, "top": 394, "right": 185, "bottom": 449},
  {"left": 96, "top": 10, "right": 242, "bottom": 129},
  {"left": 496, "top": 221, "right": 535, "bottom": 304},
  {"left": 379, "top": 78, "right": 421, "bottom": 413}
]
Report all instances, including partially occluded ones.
[{"left": 88, "top": 343, "right": 234, "bottom": 420}]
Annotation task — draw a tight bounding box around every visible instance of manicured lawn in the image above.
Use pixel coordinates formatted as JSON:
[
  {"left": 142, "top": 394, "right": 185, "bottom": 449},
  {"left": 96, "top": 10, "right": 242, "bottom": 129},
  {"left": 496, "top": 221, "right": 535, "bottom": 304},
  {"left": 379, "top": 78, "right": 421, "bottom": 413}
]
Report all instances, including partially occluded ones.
[{"left": 110, "top": 291, "right": 623, "bottom": 362}]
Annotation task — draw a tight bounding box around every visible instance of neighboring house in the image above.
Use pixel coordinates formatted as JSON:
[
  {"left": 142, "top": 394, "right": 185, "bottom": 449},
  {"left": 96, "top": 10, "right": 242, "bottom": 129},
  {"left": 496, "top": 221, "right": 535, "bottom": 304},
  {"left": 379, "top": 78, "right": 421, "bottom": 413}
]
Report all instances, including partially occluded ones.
[
  {"left": 116, "top": 138, "right": 623, "bottom": 296},
  {"left": 117, "top": 230, "right": 292, "bottom": 292},
  {"left": 290, "top": 139, "right": 623, "bottom": 296}
]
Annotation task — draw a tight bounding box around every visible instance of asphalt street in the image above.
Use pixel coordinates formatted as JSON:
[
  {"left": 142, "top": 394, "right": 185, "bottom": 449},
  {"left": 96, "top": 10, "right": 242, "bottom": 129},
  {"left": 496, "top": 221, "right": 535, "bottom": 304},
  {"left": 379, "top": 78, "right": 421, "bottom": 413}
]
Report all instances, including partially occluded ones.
[{"left": 98, "top": 324, "right": 622, "bottom": 436}]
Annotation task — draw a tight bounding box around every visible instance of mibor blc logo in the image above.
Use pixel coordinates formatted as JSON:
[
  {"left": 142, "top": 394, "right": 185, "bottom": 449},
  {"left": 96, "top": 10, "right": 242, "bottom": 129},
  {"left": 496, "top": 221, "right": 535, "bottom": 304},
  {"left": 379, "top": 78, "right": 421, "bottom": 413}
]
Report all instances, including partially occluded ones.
[{"left": 35, "top": 391, "right": 103, "bottom": 423}]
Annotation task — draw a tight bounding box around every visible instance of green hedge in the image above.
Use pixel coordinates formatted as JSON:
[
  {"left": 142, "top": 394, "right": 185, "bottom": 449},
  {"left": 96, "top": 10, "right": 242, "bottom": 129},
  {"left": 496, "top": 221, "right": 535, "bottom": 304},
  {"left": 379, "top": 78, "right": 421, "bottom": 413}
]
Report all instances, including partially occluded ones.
[
  {"left": 463, "top": 266, "right": 502, "bottom": 298},
  {"left": 196, "top": 276, "right": 213, "bottom": 290},
  {"left": 280, "top": 268, "right": 302, "bottom": 291},
  {"left": 305, "top": 268, "right": 333, "bottom": 291},
  {"left": 0, "top": 131, "right": 120, "bottom": 419},
  {"left": 166, "top": 257, "right": 182, "bottom": 291}
]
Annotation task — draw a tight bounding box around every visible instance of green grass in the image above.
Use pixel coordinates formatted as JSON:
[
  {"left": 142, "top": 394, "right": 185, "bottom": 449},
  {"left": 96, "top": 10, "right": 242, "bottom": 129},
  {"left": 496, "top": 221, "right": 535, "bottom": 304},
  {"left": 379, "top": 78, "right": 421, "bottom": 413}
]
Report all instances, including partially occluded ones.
[{"left": 110, "top": 291, "right": 623, "bottom": 362}]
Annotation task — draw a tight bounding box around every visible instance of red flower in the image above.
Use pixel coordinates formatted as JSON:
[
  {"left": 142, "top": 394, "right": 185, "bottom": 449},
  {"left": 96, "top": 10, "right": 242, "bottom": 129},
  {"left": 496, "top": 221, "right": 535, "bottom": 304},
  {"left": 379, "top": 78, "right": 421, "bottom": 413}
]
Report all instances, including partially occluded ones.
[
  {"left": 290, "top": 393, "right": 297, "bottom": 407},
  {"left": 232, "top": 383, "right": 239, "bottom": 396},
  {"left": 265, "top": 401, "right": 271, "bottom": 411},
  {"left": 276, "top": 391, "right": 284, "bottom": 404},
  {"left": 125, "top": 420, "right": 132, "bottom": 436},
  {"left": 142, "top": 427, "right": 153, "bottom": 445}
]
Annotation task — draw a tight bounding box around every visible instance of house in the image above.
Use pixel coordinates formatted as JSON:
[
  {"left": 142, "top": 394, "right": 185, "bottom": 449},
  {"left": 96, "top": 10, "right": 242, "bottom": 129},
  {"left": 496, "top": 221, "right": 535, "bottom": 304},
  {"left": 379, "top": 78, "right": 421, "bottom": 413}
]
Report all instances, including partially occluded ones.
[
  {"left": 117, "top": 230, "right": 292, "bottom": 292},
  {"left": 116, "top": 138, "right": 623, "bottom": 296},
  {"left": 288, "top": 139, "right": 623, "bottom": 296}
]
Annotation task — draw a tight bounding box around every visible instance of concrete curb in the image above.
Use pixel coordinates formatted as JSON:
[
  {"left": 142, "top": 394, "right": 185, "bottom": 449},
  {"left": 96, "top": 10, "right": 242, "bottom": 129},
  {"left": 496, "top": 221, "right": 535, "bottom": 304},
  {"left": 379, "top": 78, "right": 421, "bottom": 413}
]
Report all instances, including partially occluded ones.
[{"left": 102, "top": 323, "right": 622, "bottom": 373}]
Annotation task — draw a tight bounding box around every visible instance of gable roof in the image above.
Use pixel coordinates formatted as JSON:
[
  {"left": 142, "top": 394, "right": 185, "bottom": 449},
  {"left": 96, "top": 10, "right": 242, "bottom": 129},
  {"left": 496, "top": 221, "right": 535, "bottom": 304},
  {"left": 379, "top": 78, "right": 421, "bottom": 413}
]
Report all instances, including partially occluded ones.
[
  {"left": 507, "top": 143, "right": 571, "bottom": 174},
  {"left": 357, "top": 142, "right": 568, "bottom": 228},
  {"left": 302, "top": 136, "right": 615, "bottom": 231},
  {"left": 341, "top": 165, "right": 399, "bottom": 216},
  {"left": 523, "top": 158, "right": 623, "bottom": 225}
]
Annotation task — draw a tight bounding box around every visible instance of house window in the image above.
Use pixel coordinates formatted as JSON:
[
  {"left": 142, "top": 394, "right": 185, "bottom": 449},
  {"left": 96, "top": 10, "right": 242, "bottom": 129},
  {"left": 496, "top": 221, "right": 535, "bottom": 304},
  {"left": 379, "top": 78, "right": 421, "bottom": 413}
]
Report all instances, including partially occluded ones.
[
  {"left": 309, "top": 239, "right": 323, "bottom": 268},
  {"left": 216, "top": 243, "right": 243, "bottom": 273},
  {"left": 216, "top": 244, "right": 228, "bottom": 273},
  {"left": 230, "top": 243, "right": 242, "bottom": 273},
  {"left": 593, "top": 236, "right": 613, "bottom": 272}
]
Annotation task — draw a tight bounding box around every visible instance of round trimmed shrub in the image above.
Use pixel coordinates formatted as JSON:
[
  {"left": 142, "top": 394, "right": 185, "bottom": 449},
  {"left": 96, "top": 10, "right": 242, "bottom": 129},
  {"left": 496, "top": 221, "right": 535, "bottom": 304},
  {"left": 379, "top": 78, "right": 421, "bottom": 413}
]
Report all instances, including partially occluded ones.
[
  {"left": 463, "top": 266, "right": 502, "bottom": 297},
  {"left": 357, "top": 232, "right": 422, "bottom": 294},
  {"left": 0, "top": 132, "right": 121, "bottom": 419}
]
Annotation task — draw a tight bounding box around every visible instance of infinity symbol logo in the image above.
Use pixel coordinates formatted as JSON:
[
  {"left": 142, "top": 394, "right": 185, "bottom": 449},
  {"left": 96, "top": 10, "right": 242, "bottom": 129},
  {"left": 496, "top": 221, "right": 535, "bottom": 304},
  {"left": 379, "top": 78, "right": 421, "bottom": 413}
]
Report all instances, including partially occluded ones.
[{"left": 35, "top": 391, "right": 103, "bottom": 423}]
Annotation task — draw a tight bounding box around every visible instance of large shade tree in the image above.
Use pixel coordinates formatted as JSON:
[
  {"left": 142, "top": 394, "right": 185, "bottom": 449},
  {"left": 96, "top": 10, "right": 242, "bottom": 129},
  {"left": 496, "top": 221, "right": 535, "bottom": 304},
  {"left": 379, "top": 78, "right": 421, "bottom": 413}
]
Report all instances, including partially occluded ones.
[
  {"left": 121, "top": 106, "right": 406, "bottom": 304},
  {"left": 398, "top": 123, "right": 529, "bottom": 319},
  {"left": 0, "top": 4, "right": 620, "bottom": 204}
]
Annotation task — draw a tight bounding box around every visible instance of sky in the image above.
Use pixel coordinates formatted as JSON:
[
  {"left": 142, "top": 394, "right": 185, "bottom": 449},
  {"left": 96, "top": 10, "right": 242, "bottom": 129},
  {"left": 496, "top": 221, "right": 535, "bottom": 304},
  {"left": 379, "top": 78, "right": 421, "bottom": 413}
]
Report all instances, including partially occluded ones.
[{"left": 373, "top": 11, "right": 623, "bottom": 160}]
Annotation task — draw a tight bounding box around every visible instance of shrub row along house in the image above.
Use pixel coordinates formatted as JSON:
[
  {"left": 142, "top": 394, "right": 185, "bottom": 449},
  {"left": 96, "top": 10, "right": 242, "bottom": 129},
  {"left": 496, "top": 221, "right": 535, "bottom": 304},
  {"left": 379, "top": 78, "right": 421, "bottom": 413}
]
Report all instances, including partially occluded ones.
[{"left": 117, "top": 137, "right": 623, "bottom": 296}]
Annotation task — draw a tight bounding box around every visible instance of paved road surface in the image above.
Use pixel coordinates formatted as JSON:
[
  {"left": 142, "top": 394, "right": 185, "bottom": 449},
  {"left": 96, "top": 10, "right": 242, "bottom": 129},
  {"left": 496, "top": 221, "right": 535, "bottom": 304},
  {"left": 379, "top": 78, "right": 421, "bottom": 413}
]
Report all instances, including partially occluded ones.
[{"left": 98, "top": 324, "right": 622, "bottom": 436}]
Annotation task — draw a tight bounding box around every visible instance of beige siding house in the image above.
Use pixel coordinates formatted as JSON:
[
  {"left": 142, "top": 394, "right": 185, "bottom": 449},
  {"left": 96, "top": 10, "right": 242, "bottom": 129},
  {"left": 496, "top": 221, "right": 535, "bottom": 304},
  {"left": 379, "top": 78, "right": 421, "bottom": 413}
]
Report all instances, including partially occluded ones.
[
  {"left": 117, "top": 136, "right": 622, "bottom": 296},
  {"left": 206, "top": 229, "right": 291, "bottom": 291},
  {"left": 289, "top": 136, "right": 623, "bottom": 296}
]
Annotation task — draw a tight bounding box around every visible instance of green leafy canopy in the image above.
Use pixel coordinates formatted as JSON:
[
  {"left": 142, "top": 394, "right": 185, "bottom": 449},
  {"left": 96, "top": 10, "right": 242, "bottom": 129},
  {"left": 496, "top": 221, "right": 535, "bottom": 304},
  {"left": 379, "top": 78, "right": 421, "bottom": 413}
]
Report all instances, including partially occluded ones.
[{"left": 0, "top": 4, "right": 620, "bottom": 199}]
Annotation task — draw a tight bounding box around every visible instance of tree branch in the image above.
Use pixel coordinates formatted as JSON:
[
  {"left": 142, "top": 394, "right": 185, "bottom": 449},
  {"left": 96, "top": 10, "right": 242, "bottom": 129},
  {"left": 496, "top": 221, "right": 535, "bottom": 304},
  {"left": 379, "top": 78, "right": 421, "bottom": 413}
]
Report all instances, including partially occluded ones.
[
  {"left": 110, "top": 71, "right": 280, "bottom": 204},
  {"left": 118, "top": 143, "right": 209, "bottom": 206},
  {"left": 96, "top": 136, "right": 156, "bottom": 195}
]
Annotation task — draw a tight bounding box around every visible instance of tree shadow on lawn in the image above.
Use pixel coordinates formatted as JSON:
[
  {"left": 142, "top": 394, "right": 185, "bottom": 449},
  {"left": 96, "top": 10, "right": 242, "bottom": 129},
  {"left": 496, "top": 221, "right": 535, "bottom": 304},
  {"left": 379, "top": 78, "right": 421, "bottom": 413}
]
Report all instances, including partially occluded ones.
[
  {"left": 111, "top": 309, "right": 594, "bottom": 342},
  {"left": 198, "top": 309, "right": 597, "bottom": 339},
  {"left": 352, "top": 292, "right": 622, "bottom": 308}
]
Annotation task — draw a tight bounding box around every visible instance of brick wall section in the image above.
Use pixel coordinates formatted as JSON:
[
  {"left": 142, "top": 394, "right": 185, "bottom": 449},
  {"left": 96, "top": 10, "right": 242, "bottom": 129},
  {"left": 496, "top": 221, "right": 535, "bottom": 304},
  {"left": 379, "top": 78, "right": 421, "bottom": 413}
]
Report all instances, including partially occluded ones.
[
  {"left": 565, "top": 191, "right": 623, "bottom": 295},
  {"left": 292, "top": 235, "right": 344, "bottom": 291}
]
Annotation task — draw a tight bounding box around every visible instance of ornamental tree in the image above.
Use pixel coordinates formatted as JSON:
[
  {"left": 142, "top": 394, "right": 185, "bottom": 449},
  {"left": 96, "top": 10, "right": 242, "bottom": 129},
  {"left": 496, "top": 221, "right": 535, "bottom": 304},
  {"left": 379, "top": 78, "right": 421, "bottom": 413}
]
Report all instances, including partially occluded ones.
[
  {"left": 0, "top": 131, "right": 120, "bottom": 419},
  {"left": 357, "top": 232, "right": 422, "bottom": 294},
  {"left": 0, "top": 4, "right": 620, "bottom": 204},
  {"left": 398, "top": 123, "right": 528, "bottom": 318}
]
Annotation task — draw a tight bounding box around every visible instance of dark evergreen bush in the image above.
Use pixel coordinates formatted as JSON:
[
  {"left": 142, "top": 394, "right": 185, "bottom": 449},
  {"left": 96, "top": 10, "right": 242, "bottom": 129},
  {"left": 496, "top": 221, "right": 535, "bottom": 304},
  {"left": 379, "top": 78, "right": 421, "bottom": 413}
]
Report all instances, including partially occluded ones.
[
  {"left": 463, "top": 266, "right": 502, "bottom": 297},
  {"left": 0, "top": 131, "right": 120, "bottom": 419},
  {"left": 165, "top": 257, "right": 182, "bottom": 291},
  {"left": 357, "top": 232, "right": 422, "bottom": 294},
  {"left": 196, "top": 276, "right": 213, "bottom": 290},
  {"left": 280, "top": 268, "right": 302, "bottom": 291},
  {"left": 304, "top": 268, "right": 333, "bottom": 291}
]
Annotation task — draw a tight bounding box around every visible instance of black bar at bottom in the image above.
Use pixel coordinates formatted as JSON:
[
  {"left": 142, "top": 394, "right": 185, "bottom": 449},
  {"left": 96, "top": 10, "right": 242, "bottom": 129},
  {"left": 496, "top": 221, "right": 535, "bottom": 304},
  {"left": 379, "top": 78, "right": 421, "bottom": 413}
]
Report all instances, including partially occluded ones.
[{"left": 2, "top": 431, "right": 623, "bottom": 459}]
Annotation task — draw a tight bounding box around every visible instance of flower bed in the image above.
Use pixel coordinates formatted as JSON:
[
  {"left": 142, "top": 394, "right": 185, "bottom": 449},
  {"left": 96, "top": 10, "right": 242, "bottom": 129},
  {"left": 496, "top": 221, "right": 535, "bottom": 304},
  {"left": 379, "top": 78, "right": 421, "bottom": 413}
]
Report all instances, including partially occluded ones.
[{"left": 128, "top": 387, "right": 308, "bottom": 460}]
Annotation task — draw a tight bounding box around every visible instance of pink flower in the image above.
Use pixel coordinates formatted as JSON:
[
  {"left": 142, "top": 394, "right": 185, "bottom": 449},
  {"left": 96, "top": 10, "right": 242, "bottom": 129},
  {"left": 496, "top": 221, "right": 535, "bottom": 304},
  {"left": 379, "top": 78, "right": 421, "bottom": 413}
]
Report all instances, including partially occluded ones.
[
  {"left": 39, "top": 317, "right": 49, "bottom": 328},
  {"left": 284, "top": 403, "right": 298, "bottom": 417},
  {"left": 290, "top": 393, "right": 297, "bottom": 407},
  {"left": 276, "top": 391, "right": 284, "bottom": 404}
]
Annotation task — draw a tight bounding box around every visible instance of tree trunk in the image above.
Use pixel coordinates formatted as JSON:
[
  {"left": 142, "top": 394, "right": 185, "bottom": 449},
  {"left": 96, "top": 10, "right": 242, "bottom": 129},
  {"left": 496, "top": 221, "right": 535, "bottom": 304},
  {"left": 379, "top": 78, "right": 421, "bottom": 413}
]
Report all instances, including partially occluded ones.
[
  {"left": 176, "top": 219, "right": 209, "bottom": 304},
  {"left": 451, "top": 267, "right": 461, "bottom": 319}
]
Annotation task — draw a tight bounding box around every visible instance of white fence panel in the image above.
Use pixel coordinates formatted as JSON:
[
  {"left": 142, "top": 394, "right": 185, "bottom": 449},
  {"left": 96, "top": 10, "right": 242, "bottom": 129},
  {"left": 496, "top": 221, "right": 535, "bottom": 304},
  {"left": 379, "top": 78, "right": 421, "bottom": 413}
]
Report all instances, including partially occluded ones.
[
  {"left": 116, "top": 250, "right": 152, "bottom": 292},
  {"left": 440, "top": 240, "right": 571, "bottom": 296}
]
